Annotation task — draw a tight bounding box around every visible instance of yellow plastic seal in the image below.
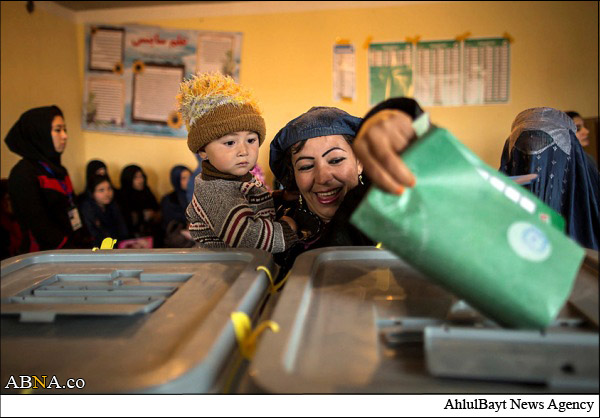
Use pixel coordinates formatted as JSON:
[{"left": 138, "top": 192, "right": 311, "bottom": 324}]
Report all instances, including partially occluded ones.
[
  {"left": 230, "top": 312, "right": 280, "bottom": 359},
  {"left": 92, "top": 237, "right": 117, "bottom": 251},
  {"left": 256, "top": 265, "right": 289, "bottom": 294}
]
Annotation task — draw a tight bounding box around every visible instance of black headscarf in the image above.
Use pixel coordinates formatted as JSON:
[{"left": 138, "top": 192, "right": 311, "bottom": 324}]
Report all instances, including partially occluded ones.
[
  {"left": 4, "top": 105, "right": 66, "bottom": 177},
  {"left": 119, "top": 164, "right": 159, "bottom": 213},
  {"left": 85, "top": 160, "right": 108, "bottom": 191}
]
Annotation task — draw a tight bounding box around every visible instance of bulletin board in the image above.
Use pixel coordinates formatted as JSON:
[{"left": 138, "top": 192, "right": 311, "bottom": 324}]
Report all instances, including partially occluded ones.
[
  {"left": 82, "top": 24, "right": 243, "bottom": 137},
  {"left": 368, "top": 37, "right": 510, "bottom": 107}
]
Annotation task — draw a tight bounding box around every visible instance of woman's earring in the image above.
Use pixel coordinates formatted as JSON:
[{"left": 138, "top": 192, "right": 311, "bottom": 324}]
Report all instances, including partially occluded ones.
[
  {"left": 359, "top": 174, "right": 364, "bottom": 185},
  {"left": 299, "top": 194, "right": 303, "bottom": 206}
]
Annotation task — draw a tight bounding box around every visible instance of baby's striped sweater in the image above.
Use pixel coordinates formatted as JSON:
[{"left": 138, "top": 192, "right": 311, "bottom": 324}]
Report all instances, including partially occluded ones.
[{"left": 186, "top": 175, "right": 297, "bottom": 252}]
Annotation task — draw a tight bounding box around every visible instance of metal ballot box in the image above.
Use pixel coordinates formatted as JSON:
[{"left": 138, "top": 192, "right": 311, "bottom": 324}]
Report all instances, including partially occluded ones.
[
  {"left": 247, "top": 247, "right": 598, "bottom": 393},
  {"left": 1, "top": 248, "right": 275, "bottom": 394}
]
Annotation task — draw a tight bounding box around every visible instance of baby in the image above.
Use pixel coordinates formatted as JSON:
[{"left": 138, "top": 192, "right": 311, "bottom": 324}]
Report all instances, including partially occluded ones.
[{"left": 179, "top": 73, "right": 297, "bottom": 252}]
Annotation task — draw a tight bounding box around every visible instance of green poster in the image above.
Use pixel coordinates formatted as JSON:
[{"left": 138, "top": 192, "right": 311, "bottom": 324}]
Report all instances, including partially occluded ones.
[
  {"left": 464, "top": 37, "right": 510, "bottom": 104},
  {"left": 369, "top": 43, "right": 413, "bottom": 105},
  {"left": 415, "top": 40, "right": 461, "bottom": 106}
]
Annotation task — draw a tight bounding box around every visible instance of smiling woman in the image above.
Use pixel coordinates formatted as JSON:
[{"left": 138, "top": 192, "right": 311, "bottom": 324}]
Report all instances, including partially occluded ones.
[
  {"left": 269, "top": 107, "right": 371, "bottom": 272},
  {"left": 291, "top": 134, "right": 362, "bottom": 222},
  {"left": 269, "top": 99, "right": 427, "bottom": 273}
]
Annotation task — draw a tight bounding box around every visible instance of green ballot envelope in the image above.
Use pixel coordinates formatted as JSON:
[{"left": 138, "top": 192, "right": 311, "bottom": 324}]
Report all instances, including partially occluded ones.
[{"left": 350, "top": 127, "right": 585, "bottom": 329}]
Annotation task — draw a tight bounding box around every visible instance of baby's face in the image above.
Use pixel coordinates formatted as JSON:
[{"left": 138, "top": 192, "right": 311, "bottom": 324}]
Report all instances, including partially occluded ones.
[{"left": 200, "top": 131, "right": 259, "bottom": 176}]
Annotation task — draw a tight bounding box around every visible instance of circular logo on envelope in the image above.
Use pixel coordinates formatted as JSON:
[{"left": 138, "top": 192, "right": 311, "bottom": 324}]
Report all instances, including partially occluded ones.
[{"left": 507, "top": 222, "right": 552, "bottom": 262}]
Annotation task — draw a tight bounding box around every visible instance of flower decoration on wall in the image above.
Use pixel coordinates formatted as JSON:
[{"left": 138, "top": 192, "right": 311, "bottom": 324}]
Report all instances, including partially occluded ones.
[
  {"left": 113, "top": 62, "right": 123, "bottom": 75},
  {"left": 133, "top": 60, "right": 145, "bottom": 74},
  {"left": 167, "top": 110, "right": 183, "bottom": 130}
]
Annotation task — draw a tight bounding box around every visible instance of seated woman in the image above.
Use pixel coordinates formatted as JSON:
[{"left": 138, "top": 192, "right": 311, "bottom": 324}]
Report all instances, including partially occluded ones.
[
  {"left": 117, "top": 164, "right": 162, "bottom": 247},
  {"left": 160, "top": 165, "right": 195, "bottom": 248},
  {"left": 564, "top": 111, "right": 590, "bottom": 148},
  {"left": 270, "top": 99, "right": 426, "bottom": 272},
  {"left": 77, "top": 159, "right": 110, "bottom": 205},
  {"left": 499, "top": 107, "right": 599, "bottom": 250},
  {"left": 79, "top": 174, "right": 129, "bottom": 247},
  {"left": 565, "top": 110, "right": 598, "bottom": 170}
]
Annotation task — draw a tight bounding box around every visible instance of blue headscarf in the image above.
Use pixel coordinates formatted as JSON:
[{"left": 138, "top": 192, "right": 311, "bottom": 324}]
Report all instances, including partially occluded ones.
[
  {"left": 500, "top": 108, "right": 599, "bottom": 249},
  {"left": 162, "top": 165, "right": 191, "bottom": 228},
  {"left": 170, "top": 165, "right": 190, "bottom": 206}
]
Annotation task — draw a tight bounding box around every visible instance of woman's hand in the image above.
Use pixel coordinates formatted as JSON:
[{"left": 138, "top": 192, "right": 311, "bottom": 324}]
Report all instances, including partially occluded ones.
[{"left": 352, "top": 109, "right": 417, "bottom": 195}]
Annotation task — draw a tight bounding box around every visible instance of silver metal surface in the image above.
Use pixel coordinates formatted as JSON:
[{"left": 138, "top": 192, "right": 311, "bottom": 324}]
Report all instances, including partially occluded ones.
[
  {"left": 247, "top": 247, "right": 598, "bottom": 393},
  {"left": 1, "top": 248, "right": 274, "bottom": 393}
]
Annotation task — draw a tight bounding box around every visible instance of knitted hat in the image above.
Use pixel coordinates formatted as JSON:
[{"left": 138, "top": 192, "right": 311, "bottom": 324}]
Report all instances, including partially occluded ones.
[{"left": 177, "top": 73, "right": 266, "bottom": 153}]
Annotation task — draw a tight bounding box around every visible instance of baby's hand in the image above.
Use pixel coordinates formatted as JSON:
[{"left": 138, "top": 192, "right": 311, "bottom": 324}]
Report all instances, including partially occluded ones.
[
  {"left": 353, "top": 109, "right": 416, "bottom": 195},
  {"left": 280, "top": 215, "right": 297, "bottom": 232}
]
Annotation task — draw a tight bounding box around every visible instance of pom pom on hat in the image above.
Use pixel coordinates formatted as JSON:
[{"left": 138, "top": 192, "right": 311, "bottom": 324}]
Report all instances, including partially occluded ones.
[{"left": 177, "top": 73, "right": 266, "bottom": 153}]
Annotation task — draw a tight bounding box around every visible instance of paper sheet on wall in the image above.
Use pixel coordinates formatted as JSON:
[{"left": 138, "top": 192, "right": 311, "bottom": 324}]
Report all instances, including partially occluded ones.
[
  {"left": 86, "top": 77, "right": 125, "bottom": 126},
  {"left": 197, "top": 34, "right": 238, "bottom": 77},
  {"left": 464, "top": 38, "right": 510, "bottom": 104},
  {"left": 132, "top": 64, "right": 185, "bottom": 124},
  {"left": 369, "top": 42, "right": 414, "bottom": 106},
  {"left": 89, "top": 27, "right": 124, "bottom": 72},
  {"left": 333, "top": 44, "right": 356, "bottom": 101},
  {"left": 368, "top": 37, "right": 510, "bottom": 107},
  {"left": 415, "top": 41, "right": 461, "bottom": 106}
]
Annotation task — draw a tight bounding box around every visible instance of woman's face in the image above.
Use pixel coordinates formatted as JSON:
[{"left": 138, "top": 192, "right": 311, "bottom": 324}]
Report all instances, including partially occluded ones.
[
  {"left": 132, "top": 171, "right": 145, "bottom": 191},
  {"left": 573, "top": 116, "right": 589, "bottom": 147},
  {"left": 180, "top": 169, "right": 191, "bottom": 191},
  {"left": 93, "top": 180, "right": 113, "bottom": 206},
  {"left": 51, "top": 115, "right": 68, "bottom": 153},
  {"left": 292, "top": 135, "right": 362, "bottom": 222}
]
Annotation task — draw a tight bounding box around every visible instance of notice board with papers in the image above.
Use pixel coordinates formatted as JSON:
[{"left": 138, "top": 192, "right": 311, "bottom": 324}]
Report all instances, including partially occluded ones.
[{"left": 82, "top": 24, "right": 242, "bottom": 138}]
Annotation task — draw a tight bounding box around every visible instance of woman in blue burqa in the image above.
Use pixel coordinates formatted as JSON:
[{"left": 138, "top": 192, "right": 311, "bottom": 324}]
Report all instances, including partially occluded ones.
[{"left": 500, "top": 107, "right": 599, "bottom": 250}]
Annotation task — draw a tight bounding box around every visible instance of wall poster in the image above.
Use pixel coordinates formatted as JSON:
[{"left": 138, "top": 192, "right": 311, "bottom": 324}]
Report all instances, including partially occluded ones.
[
  {"left": 333, "top": 44, "right": 356, "bottom": 101},
  {"left": 83, "top": 24, "right": 243, "bottom": 137},
  {"left": 368, "top": 37, "right": 510, "bottom": 107},
  {"left": 463, "top": 38, "right": 510, "bottom": 105},
  {"left": 368, "top": 42, "right": 414, "bottom": 106}
]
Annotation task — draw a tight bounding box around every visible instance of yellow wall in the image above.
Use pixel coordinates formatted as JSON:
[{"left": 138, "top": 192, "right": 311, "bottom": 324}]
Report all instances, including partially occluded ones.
[
  {"left": 2, "top": 1, "right": 598, "bottom": 198},
  {"left": 1, "top": 1, "right": 85, "bottom": 189}
]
